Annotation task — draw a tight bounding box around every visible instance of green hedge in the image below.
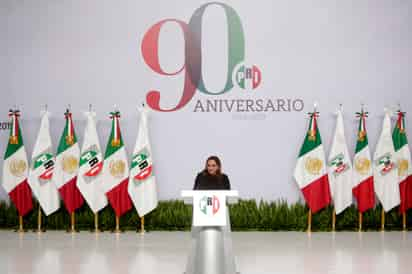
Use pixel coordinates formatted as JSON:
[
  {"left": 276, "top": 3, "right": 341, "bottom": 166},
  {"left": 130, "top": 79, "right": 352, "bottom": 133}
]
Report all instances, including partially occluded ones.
[{"left": 0, "top": 200, "right": 410, "bottom": 231}]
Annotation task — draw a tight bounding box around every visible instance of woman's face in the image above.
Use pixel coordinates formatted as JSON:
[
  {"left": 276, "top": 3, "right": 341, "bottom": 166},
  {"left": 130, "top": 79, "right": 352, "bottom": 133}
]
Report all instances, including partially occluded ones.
[{"left": 207, "top": 159, "right": 219, "bottom": 175}]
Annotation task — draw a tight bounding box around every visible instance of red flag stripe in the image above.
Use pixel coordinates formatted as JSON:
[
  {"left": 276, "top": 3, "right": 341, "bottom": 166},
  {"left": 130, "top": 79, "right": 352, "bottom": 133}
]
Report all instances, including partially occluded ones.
[
  {"left": 58, "top": 176, "right": 84, "bottom": 213},
  {"left": 106, "top": 178, "right": 132, "bottom": 217},
  {"left": 352, "top": 176, "right": 375, "bottom": 213},
  {"left": 301, "top": 174, "right": 331, "bottom": 213},
  {"left": 8, "top": 179, "right": 33, "bottom": 216},
  {"left": 399, "top": 175, "right": 412, "bottom": 213}
]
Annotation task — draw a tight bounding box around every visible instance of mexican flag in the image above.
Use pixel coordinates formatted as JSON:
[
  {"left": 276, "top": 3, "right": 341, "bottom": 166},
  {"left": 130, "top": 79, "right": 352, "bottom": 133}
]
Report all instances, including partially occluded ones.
[
  {"left": 101, "top": 110, "right": 132, "bottom": 217},
  {"left": 2, "top": 109, "right": 32, "bottom": 216},
  {"left": 128, "top": 107, "right": 158, "bottom": 217},
  {"left": 327, "top": 109, "right": 353, "bottom": 214},
  {"left": 54, "top": 109, "right": 84, "bottom": 213},
  {"left": 373, "top": 109, "right": 400, "bottom": 212},
  {"left": 352, "top": 109, "right": 375, "bottom": 212},
  {"left": 294, "top": 110, "right": 331, "bottom": 213},
  {"left": 392, "top": 110, "right": 412, "bottom": 213},
  {"left": 28, "top": 111, "right": 60, "bottom": 216},
  {"left": 77, "top": 111, "right": 107, "bottom": 213}
]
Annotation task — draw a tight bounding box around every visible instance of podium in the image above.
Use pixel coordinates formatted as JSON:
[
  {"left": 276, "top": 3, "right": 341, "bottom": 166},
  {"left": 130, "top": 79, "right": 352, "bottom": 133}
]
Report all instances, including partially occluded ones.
[{"left": 181, "top": 190, "right": 239, "bottom": 274}]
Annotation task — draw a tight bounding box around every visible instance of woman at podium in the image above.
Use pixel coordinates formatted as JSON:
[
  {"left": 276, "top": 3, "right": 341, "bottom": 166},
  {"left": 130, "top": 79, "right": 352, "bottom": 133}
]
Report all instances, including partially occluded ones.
[
  {"left": 193, "top": 156, "right": 231, "bottom": 190},
  {"left": 186, "top": 155, "right": 237, "bottom": 274}
]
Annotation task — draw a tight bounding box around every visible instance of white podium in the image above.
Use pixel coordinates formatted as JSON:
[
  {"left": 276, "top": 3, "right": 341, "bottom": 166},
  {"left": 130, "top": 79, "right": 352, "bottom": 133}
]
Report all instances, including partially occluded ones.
[{"left": 181, "top": 190, "right": 239, "bottom": 274}]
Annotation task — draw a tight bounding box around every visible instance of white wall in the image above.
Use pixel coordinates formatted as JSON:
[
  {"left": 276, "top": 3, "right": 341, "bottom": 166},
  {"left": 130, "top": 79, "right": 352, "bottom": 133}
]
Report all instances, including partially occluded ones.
[{"left": 0, "top": 0, "right": 411, "bottom": 202}]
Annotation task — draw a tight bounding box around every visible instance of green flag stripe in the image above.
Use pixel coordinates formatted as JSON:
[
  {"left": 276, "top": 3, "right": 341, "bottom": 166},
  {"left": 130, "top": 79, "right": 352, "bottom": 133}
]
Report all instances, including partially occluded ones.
[
  {"left": 57, "top": 119, "right": 77, "bottom": 155},
  {"left": 298, "top": 119, "right": 322, "bottom": 157},
  {"left": 393, "top": 118, "right": 408, "bottom": 151},
  {"left": 4, "top": 121, "right": 24, "bottom": 160},
  {"left": 104, "top": 119, "right": 124, "bottom": 159},
  {"left": 355, "top": 118, "right": 368, "bottom": 153}
]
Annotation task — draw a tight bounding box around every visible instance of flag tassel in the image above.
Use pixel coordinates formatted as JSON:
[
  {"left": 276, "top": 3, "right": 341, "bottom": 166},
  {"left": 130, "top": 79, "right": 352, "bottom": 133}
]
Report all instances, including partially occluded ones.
[
  {"left": 358, "top": 212, "right": 363, "bottom": 232},
  {"left": 307, "top": 209, "right": 312, "bottom": 232},
  {"left": 402, "top": 212, "right": 407, "bottom": 231},
  {"left": 332, "top": 208, "right": 336, "bottom": 231},
  {"left": 381, "top": 209, "right": 385, "bottom": 231}
]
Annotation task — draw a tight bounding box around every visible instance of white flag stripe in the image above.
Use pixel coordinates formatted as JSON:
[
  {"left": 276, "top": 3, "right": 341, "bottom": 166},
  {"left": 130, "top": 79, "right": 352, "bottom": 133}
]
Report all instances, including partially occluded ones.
[
  {"left": 395, "top": 145, "right": 412, "bottom": 181},
  {"left": 294, "top": 145, "right": 327, "bottom": 189},
  {"left": 102, "top": 146, "right": 129, "bottom": 194},
  {"left": 353, "top": 145, "right": 373, "bottom": 187},
  {"left": 2, "top": 146, "right": 28, "bottom": 193},
  {"left": 54, "top": 144, "right": 80, "bottom": 189}
]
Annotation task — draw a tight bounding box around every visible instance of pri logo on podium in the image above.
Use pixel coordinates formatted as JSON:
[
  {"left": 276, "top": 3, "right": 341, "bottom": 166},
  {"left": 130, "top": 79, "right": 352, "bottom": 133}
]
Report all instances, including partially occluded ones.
[{"left": 199, "top": 195, "right": 221, "bottom": 216}]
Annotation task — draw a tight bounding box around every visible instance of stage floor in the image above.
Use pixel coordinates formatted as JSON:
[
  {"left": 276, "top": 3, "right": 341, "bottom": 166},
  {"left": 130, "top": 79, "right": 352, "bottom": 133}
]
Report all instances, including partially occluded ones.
[{"left": 0, "top": 231, "right": 411, "bottom": 274}]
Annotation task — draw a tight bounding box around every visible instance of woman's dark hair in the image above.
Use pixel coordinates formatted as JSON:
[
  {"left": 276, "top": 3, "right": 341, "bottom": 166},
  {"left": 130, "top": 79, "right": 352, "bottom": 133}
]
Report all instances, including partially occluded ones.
[{"left": 202, "top": 155, "right": 222, "bottom": 177}]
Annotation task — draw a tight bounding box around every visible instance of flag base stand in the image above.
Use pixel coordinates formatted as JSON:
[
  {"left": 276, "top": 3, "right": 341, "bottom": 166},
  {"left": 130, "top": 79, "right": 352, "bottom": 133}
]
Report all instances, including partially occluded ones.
[
  {"left": 358, "top": 212, "right": 363, "bottom": 232},
  {"left": 381, "top": 209, "right": 385, "bottom": 231},
  {"left": 14, "top": 215, "right": 27, "bottom": 233},
  {"left": 331, "top": 209, "right": 336, "bottom": 231},
  {"left": 307, "top": 209, "right": 312, "bottom": 233},
  {"left": 66, "top": 212, "right": 79, "bottom": 233},
  {"left": 111, "top": 216, "right": 123, "bottom": 233},
  {"left": 137, "top": 217, "right": 146, "bottom": 234},
  {"left": 34, "top": 228, "right": 46, "bottom": 233}
]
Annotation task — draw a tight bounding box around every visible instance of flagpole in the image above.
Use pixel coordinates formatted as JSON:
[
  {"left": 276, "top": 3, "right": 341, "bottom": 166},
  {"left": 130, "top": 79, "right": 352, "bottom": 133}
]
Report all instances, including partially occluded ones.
[
  {"left": 139, "top": 216, "right": 146, "bottom": 234},
  {"left": 94, "top": 213, "right": 100, "bottom": 233},
  {"left": 381, "top": 208, "right": 385, "bottom": 231},
  {"left": 19, "top": 215, "right": 23, "bottom": 232},
  {"left": 37, "top": 204, "right": 42, "bottom": 233},
  {"left": 113, "top": 215, "right": 121, "bottom": 233},
  {"left": 332, "top": 208, "right": 336, "bottom": 231},
  {"left": 358, "top": 212, "right": 363, "bottom": 232},
  {"left": 67, "top": 212, "right": 78, "bottom": 233},
  {"left": 305, "top": 103, "right": 318, "bottom": 234},
  {"left": 16, "top": 215, "right": 24, "bottom": 233},
  {"left": 402, "top": 212, "right": 407, "bottom": 230}
]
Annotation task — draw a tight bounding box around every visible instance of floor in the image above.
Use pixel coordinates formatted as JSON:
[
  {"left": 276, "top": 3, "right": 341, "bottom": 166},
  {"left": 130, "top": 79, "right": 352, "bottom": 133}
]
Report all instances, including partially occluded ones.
[{"left": 0, "top": 231, "right": 411, "bottom": 274}]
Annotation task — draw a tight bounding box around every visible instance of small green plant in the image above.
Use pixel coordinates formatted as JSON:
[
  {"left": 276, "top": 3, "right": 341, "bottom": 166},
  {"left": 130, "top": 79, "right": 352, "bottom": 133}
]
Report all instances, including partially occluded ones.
[{"left": 0, "top": 200, "right": 409, "bottom": 231}]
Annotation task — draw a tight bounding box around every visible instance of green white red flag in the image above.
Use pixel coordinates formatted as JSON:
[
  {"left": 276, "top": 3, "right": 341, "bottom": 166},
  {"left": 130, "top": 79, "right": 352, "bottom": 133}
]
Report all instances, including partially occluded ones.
[
  {"left": 54, "top": 109, "right": 84, "bottom": 213},
  {"left": 101, "top": 110, "right": 132, "bottom": 217},
  {"left": 392, "top": 110, "right": 412, "bottom": 213},
  {"left": 2, "top": 109, "right": 33, "bottom": 216},
  {"left": 352, "top": 109, "right": 375, "bottom": 212},
  {"left": 294, "top": 109, "right": 331, "bottom": 213}
]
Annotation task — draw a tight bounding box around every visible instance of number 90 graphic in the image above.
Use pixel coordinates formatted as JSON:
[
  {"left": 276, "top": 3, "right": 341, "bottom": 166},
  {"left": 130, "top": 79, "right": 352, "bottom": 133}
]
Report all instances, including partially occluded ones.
[{"left": 141, "top": 2, "right": 246, "bottom": 112}]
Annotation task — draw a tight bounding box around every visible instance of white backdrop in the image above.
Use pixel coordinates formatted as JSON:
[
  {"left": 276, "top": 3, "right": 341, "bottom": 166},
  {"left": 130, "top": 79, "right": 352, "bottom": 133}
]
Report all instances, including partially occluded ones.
[{"left": 1, "top": 0, "right": 411, "bottom": 202}]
